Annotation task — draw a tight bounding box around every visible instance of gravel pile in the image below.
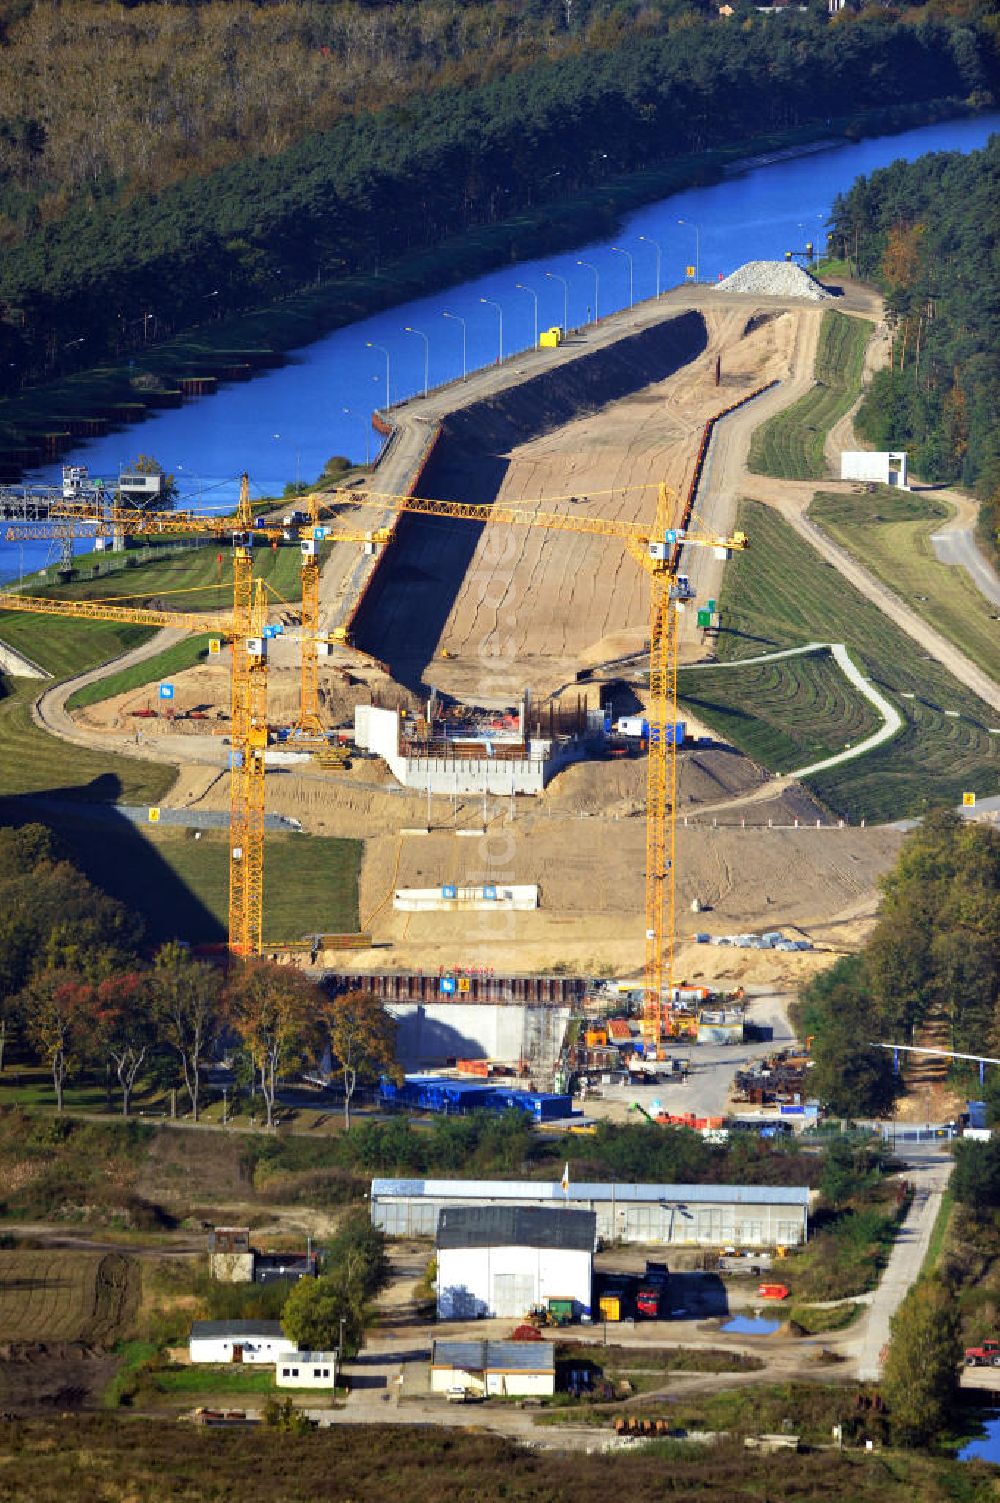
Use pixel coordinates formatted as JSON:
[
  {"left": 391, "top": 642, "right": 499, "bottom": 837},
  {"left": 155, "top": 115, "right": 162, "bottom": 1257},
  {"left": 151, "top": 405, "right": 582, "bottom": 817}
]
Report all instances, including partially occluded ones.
[{"left": 716, "top": 260, "right": 831, "bottom": 300}]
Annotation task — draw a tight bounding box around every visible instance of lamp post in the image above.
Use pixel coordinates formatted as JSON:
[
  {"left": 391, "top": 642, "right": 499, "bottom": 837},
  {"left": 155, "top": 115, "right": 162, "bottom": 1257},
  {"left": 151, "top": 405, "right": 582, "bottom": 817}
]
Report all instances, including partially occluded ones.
[
  {"left": 611, "top": 246, "right": 634, "bottom": 309},
  {"left": 638, "top": 234, "right": 663, "bottom": 299},
  {"left": 442, "top": 310, "right": 467, "bottom": 379},
  {"left": 545, "top": 271, "right": 570, "bottom": 335},
  {"left": 403, "top": 325, "right": 429, "bottom": 398},
  {"left": 577, "top": 259, "right": 599, "bottom": 323},
  {"left": 365, "top": 340, "right": 391, "bottom": 410},
  {"left": 678, "top": 218, "right": 700, "bottom": 283},
  {"left": 515, "top": 282, "right": 539, "bottom": 348},
  {"left": 480, "top": 297, "right": 504, "bottom": 362},
  {"left": 342, "top": 407, "right": 371, "bottom": 466}
]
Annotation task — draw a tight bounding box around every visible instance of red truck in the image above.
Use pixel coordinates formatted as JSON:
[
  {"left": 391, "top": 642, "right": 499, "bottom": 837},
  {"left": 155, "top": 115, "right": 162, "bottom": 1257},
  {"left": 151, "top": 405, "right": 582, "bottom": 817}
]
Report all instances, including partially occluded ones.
[
  {"left": 636, "top": 1261, "right": 669, "bottom": 1320},
  {"left": 964, "top": 1340, "right": 1000, "bottom": 1367}
]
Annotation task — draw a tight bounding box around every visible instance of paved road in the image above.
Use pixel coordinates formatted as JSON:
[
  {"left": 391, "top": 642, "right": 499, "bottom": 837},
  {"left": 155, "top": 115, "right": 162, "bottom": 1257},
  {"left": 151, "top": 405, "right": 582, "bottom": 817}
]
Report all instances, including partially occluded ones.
[
  {"left": 850, "top": 1146, "right": 953, "bottom": 1382},
  {"left": 930, "top": 502, "right": 1000, "bottom": 609}
]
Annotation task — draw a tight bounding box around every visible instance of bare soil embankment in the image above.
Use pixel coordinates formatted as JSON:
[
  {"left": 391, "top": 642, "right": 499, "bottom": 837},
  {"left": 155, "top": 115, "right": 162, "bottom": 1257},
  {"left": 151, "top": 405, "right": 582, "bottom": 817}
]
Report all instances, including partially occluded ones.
[{"left": 350, "top": 310, "right": 708, "bottom": 693}]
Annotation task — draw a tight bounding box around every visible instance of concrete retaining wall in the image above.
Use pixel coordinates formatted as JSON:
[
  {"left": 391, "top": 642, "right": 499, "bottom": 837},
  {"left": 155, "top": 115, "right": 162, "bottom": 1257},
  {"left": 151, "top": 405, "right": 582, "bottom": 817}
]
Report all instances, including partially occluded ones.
[{"left": 388, "top": 1002, "right": 571, "bottom": 1070}]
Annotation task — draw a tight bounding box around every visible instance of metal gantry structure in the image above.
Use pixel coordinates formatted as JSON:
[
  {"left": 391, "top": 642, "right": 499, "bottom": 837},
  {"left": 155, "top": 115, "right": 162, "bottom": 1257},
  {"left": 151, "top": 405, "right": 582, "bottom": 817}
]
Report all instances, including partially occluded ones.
[{"left": 312, "top": 479, "right": 748, "bottom": 1042}]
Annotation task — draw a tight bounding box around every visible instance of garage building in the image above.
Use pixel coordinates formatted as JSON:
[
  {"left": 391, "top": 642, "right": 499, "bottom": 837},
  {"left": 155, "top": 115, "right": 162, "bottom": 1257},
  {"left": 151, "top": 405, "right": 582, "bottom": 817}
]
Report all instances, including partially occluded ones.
[
  {"left": 431, "top": 1339, "right": 556, "bottom": 1397},
  {"left": 436, "top": 1205, "right": 595, "bottom": 1319},
  {"left": 372, "top": 1178, "right": 809, "bottom": 1248}
]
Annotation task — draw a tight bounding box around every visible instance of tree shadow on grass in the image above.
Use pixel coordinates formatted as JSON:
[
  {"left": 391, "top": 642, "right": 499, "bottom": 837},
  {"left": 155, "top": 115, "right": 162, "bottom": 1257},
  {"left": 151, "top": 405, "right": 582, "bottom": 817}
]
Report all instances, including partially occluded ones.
[{"left": 0, "top": 775, "right": 224, "bottom": 947}]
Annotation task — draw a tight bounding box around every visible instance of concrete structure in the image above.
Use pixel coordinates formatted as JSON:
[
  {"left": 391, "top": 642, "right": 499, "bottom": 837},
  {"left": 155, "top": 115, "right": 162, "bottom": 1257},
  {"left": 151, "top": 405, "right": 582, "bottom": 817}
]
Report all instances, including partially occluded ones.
[
  {"left": 276, "top": 1351, "right": 338, "bottom": 1390},
  {"left": 353, "top": 704, "right": 588, "bottom": 795},
  {"left": 436, "top": 1205, "right": 595, "bottom": 1319},
  {"left": 189, "top": 1320, "right": 296, "bottom": 1366},
  {"left": 431, "top": 1339, "right": 556, "bottom": 1397},
  {"left": 209, "top": 1227, "right": 254, "bottom": 1283},
  {"left": 387, "top": 1002, "right": 571, "bottom": 1071},
  {"left": 373, "top": 1178, "right": 810, "bottom": 1247},
  {"left": 393, "top": 884, "right": 538, "bottom": 913},
  {"left": 840, "top": 450, "right": 909, "bottom": 488}
]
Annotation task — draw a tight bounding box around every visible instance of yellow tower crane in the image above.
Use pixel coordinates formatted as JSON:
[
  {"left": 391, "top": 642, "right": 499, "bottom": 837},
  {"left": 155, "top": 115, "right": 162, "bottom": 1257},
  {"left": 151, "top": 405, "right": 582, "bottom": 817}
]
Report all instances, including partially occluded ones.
[
  {"left": 304, "top": 480, "right": 748, "bottom": 1042},
  {"left": 5, "top": 479, "right": 384, "bottom": 956}
]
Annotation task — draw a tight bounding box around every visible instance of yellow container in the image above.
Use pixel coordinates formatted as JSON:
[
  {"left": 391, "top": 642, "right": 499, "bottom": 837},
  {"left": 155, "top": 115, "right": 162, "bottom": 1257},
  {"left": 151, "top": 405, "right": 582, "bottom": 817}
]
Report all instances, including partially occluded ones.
[
  {"left": 599, "top": 1295, "right": 621, "bottom": 1322},
  {"left": 539, "top": 327, "right": 562, "bottom": 348}
]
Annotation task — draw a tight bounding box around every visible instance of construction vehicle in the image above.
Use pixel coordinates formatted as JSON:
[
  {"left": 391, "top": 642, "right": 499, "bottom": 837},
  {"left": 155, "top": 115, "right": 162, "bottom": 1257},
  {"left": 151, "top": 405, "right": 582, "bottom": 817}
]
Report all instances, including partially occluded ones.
[
  {"left": 316, "top": 478, "right": 748, "bottom": 1044},
  {"left": 636, "top": 1261, "right": 669, "bottom": 1320},
  {"left": 964, "top": 1340, "right": 1000, "bottom": 1368}
]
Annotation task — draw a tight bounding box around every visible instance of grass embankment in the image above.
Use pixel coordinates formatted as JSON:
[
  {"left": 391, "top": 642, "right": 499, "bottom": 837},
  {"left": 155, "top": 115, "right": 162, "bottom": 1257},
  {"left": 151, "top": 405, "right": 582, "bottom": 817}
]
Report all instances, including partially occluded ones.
[
  {"left": 677, "top": 500, "right": 1000, "bottom": 822},
  {"left": 0, "top": 677, "right": 175, "bottom": 804},
  {"left": 679, "top": 646, "right": 880, "bottom": 772},
  {"left": 747, "top": 309, "right": 872, "bottom": 480},
  {"left": 809, "top": 488, "right": 1000, "bottom": 684},
  {"left": 65, "top": 634, "right": 214, "bottom": 710}
]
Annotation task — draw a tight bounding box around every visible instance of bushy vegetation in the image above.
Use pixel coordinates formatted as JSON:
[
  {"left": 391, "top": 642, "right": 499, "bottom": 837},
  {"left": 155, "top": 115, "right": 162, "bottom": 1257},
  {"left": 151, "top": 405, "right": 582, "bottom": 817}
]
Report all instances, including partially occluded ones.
[
  {"left": 795, "top": 811, "right": 999, "bottom": 1117},
  {"left": 747, "top": 310, "right": 872, "bottom": 480},
  {"left": 0, "top": 1416, "right": 996, "bottom": 1503},
  {"left": 833, "top": 136, "right": 1000, "bottom": 560}
]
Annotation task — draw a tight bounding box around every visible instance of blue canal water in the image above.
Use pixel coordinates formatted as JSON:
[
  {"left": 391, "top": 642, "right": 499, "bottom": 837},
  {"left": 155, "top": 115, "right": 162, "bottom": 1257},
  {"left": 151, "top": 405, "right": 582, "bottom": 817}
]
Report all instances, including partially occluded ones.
[{"left": 7, "top": 111, "right": 999, "bottom": 585}]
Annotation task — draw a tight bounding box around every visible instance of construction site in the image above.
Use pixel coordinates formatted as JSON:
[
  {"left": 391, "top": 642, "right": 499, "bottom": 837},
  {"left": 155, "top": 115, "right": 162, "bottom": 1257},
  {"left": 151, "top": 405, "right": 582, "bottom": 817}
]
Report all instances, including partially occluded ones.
[{"left": 4, "top": 261, "right": 993, "bottom": 1095}]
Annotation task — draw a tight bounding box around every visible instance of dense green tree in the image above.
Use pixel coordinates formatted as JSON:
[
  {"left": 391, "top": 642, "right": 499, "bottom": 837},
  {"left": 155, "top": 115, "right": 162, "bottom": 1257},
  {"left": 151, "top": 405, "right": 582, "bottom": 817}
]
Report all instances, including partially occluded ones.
[
  {"left": 882, "top": 1276, "right": 961, "bottom": 1445},
  {"left": 952, "top": 1137, "right": 1000, "bottom": 1208}
]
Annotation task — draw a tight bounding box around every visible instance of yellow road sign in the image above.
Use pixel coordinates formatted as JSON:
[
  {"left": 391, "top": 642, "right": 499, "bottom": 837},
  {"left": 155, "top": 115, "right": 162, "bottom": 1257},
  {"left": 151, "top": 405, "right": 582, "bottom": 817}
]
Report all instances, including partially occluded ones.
[
  {"left": 209, "top": 638, "right": 221, "bottom": 655},
  {"left": 458, "top": 976, "right": 471, "bottom": 993},
  {"left": 963, "top": 791, "right": 976, "bottom": 807},
  {"left": 686, "top": 265, "right": 696, "bottom": 278},
  {"left": 148, "top": 807, "right": 161, "bottom": 823}
]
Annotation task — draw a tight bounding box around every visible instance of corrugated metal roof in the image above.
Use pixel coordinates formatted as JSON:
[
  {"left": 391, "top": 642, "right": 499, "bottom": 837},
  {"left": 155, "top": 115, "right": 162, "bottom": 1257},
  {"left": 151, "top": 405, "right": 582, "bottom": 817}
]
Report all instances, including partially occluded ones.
[
  {"left": 608, "top": 1020, "right": 633, "bottom": 1041},
  {"left": 372, "top": 1178, "right": 809, "bottom": 1208},
  {"left": 432, "top": 1340, "right": 555, "bottom": 1372},
  {"left": 437, "top": 1204, "right": 596, "bottom": 1250},
  {"left": 190, "top": 1320, "right": 286, "bottom": 1339}
]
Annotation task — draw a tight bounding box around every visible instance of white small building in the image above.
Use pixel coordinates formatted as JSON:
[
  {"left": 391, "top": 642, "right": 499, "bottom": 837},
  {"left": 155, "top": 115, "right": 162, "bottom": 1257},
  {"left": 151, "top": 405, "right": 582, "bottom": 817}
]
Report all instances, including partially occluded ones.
[
  {"left": 431, "top": 1339, "right": 555, "bottom": 1397},
  {"left": 188, "top": 1320, "right": 296, "bottom": 1366},
  {"left": 276, "top": 1351, "right": 339, "bottom": 1390},
  {"left": 840, "top": 450, "right": 909, "bottom": 488},
  {"left": 436, "top": 1205, "right": 595, "bottom": 1320}
]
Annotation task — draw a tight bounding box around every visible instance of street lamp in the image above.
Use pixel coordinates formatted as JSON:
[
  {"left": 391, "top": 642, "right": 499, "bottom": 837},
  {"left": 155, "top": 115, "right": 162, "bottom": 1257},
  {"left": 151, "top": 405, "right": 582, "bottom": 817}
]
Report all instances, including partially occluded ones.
[
  {"left": 342, "top": 407, "right": 371, "bottom": 466},
  {"left": 611, "top": 246, "right": 634, "bottom": 309},
  {"left": 442, "top": 311, "right": 467, "bottom": 379},
  {"left": 678, "top": 218, "right": 700, "bottom": 283},
  {"left": 638, "top": 234, "right": 663, "bottom": 299},
  {"left": 545, "top": 271, "right": 570, "bottom": 335},
  {"left": 480, "top": 297, "right": 504, "bottom": 362},
  {"left": 577, "top": 259, "right": 600, "bottom": 323},
  {"left": 403, "top": 325, "right": 429, "bottom": 398},
  {"left": 365, "top": 341, "right": 391, "bottom": 410},
  {"left": 515, "top": 283, "right": 539, "bottom": 348}
]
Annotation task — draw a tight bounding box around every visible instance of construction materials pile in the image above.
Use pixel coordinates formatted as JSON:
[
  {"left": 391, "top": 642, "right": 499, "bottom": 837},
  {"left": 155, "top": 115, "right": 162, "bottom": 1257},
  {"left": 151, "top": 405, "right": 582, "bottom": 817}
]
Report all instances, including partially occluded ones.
[{"left": 717, "top": 261, "right": 831, "bottom": 300}]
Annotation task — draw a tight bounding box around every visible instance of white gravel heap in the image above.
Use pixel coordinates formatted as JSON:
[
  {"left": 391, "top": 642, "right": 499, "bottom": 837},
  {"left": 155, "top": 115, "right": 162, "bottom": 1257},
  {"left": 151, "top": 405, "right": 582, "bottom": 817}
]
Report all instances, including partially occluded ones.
[{"left": 716, "top": 260, "right": 831, "bottom": 300}]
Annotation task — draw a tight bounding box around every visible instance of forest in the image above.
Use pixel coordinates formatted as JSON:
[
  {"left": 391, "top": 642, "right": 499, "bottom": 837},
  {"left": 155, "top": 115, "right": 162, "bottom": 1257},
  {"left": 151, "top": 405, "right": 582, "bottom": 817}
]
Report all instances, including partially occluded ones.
[
  {"left": 793, "top": 811, "right": 1000, "bottom": 1118},
  {"left": 0, "top": 6, "right": 995, "bottom": 394},
  {"left": 831, "top": 134, "right": 1000, "bottom": 548}
]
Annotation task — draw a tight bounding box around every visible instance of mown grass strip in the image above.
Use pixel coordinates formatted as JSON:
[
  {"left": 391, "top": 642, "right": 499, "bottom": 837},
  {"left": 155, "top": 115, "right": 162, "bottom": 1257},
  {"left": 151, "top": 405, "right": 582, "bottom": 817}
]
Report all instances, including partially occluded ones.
[
  {"left": 680, "top": 647, "right": 880, "bottom": 772},
  {"left": 66, "top": 634, "right": 213, "bottom": 710},
  {"left": 747, "top": 309, "right": 871, "bottom": 480},
  {"left": 681, "top": 499, "right": 1000, "bottom": 822},
  {"left": 809, "top": 488, "right": 1000, "bottom": 684}
]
